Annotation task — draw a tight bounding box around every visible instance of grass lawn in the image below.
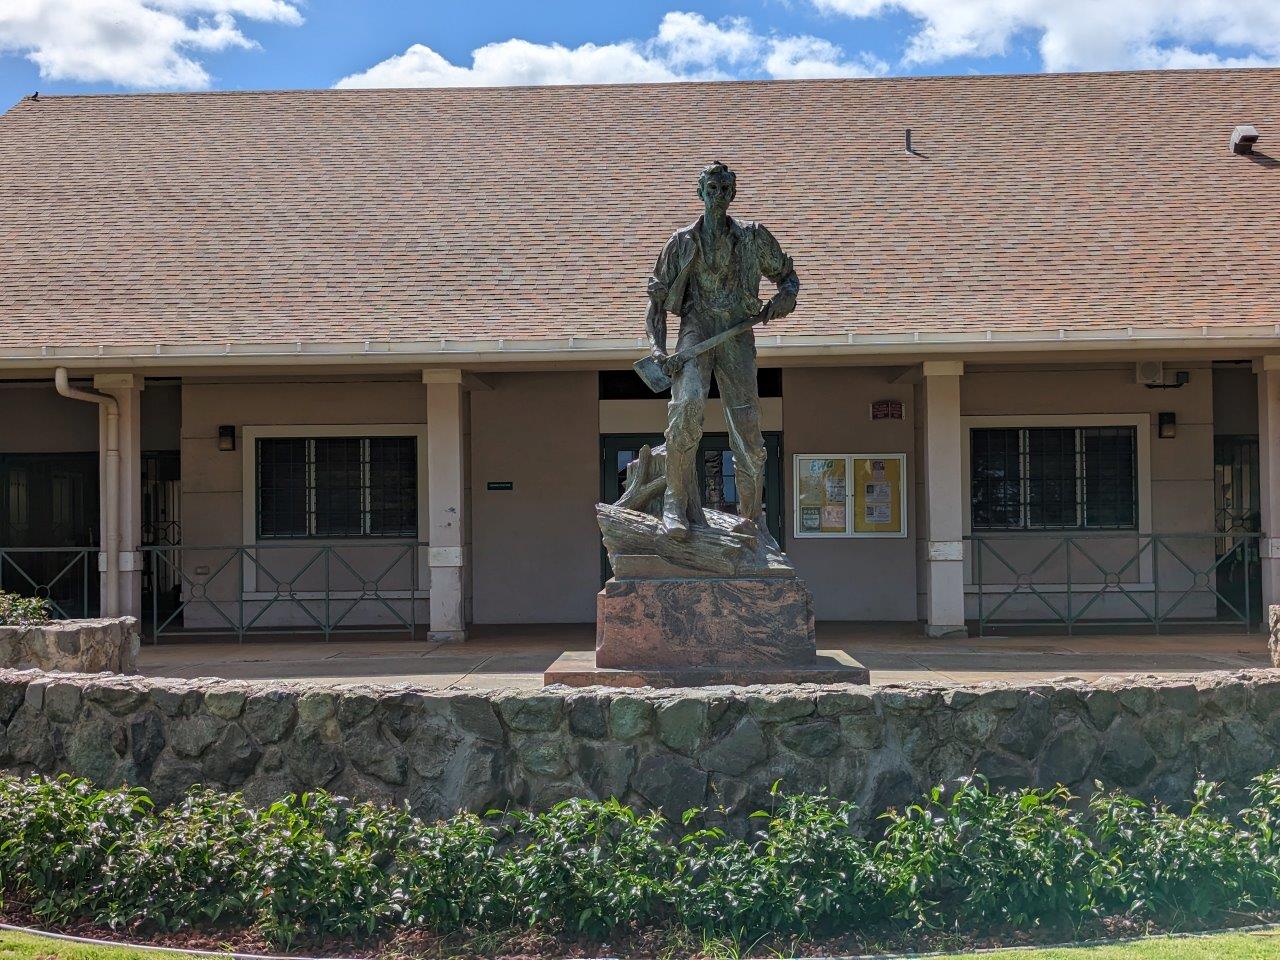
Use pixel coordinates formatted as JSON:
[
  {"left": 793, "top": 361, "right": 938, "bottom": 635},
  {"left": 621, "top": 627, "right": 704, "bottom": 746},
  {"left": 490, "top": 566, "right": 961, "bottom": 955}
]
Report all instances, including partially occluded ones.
[
  {"left": 984, "top": 930, "right": 1280, "bottom": 958},
  {"left": 2, "top": 931, "right": 220, "bottom": 960},
  {"left": 3, "top": 929, "right": 1280, "bottom": 959}
]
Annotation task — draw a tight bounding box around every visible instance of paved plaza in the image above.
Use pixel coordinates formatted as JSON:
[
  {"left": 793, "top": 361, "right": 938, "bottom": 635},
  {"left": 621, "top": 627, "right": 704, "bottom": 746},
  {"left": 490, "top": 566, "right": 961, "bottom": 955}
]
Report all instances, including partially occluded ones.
[{"left": 137, "top": 623, "right": 1273, "bottom": 689}]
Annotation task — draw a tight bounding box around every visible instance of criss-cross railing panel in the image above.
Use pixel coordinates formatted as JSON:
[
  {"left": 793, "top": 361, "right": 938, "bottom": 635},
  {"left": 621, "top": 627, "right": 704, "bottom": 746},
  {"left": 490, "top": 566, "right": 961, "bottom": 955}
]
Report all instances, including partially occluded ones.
[
  {"left": 140, "top": 542, "right": 429, "bottom": 642},
  {"left": 968, "top": 532, "right": 1261, "bottom": 635},
  {"left": 0, "top": 547, "right": 95, "bottom": 620}
]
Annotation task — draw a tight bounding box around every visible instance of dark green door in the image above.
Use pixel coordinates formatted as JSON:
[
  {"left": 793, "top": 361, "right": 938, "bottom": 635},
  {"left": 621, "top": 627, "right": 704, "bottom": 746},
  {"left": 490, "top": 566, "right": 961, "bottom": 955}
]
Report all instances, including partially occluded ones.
[
  {"left": 0, "top": 453, "right": 99, "bottom": 617},
  {"left": 142, "top": 450, "right": 182, "bottom": 624},
  {"left": 1214, "top": 435, "right": 1262, "bottom": 625},
  {"left": 600, "top": 432, "right": 783, "bottom": 580}
]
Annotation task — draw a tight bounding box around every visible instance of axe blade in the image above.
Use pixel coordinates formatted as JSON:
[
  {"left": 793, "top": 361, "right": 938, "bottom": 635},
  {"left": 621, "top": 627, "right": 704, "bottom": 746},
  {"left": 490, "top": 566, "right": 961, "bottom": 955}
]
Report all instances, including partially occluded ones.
[{"left": 633, "top": 354, "right": 671, "bottom": 393}]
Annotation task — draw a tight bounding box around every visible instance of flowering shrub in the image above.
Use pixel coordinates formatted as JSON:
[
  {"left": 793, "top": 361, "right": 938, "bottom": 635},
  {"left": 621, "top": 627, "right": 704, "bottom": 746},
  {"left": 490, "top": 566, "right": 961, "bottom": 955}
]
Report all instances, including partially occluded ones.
[
  {"left": 2, "top": 772, "right": 1279, "bottom": 948},
  {"left": 0, "top": 589, "right": 50, "bottom": 626}
]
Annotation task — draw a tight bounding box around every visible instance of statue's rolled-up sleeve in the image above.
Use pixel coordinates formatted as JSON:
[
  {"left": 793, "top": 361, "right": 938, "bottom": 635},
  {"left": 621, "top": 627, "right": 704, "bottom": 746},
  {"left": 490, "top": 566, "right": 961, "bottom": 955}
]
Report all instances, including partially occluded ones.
[
  {"left": 648, "top": 233, "right": 681, "bottom": 307},
  {"left": 756, "top": 224, "right": 799, "bottom": 296}
]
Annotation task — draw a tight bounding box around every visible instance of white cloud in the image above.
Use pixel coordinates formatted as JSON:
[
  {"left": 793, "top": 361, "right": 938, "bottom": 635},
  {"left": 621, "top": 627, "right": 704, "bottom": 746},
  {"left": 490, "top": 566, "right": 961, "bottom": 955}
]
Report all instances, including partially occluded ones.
[
  {"left": 335, "top": 39, "right": 682, "bottom": 89},
  {"left": 810, "top": 0, "right": 1280, "bottom": 72},
  {"left": 766, "top": 36, "right": 888, "bottom": 79},
  {"left": 0, "top": 0, "right": 302, "bottom": 90},
  {"left": 335, "top": 11, "right": 884, "bottom": 89},
  {"left": 653, "top": 11, "right": 757, "bottom": 68}
]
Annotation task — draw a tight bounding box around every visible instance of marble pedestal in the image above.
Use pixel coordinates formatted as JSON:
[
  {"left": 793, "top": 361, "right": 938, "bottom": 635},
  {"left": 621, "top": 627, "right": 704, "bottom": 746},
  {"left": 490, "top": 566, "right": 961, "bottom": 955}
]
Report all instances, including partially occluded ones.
[{"left": 545, "top": 576, "right": 869, "bottom": 688}]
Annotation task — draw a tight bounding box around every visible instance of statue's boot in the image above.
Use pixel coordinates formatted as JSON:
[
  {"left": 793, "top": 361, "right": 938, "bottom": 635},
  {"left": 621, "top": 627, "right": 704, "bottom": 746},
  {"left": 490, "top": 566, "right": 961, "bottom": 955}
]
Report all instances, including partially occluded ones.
[
  {"left": 662, "top": 433, "right": 698, "bottom": 541},
  {"left": 733, "top": 469, "right": 765, "bottom": 541},
  {"left": 661, "top": 489, "right": 691, "bottom": 541},
  {"left": 754, "top": 510, "right": 780, "bottom": 552}
]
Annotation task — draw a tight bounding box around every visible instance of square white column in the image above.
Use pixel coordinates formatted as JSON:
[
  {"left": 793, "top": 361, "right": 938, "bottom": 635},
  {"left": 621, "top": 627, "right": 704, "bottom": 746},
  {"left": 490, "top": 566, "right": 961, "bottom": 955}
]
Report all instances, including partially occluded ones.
[
  {"left": 94, "top": 374, "right": 143, "bottom": 619},
  {"left": 424, "top": 370, "right": 469, "bottom": 642},
  {"left": 921, "top": 360, "right": 967, "bottom": 638},
  {"left": 1256, "top": 357, "right": 1280, "bottom": 613}
]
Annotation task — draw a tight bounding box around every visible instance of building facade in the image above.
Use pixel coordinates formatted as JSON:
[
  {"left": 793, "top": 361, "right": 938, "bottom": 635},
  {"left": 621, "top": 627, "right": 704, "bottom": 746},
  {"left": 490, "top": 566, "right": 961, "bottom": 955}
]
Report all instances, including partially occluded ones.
[{"left": 2, "top": 70, "right": 1278, "bottom": 640}]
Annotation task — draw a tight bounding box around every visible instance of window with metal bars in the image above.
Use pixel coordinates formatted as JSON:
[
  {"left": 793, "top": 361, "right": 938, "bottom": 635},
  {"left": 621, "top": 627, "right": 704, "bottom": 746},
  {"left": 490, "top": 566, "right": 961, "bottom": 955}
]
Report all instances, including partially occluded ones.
[
  {"left": 256, "top": 437, "right": 417, "bottom": 539},
  {"left": 971, "top": 426, "right": 1137, "bottom": 530}
]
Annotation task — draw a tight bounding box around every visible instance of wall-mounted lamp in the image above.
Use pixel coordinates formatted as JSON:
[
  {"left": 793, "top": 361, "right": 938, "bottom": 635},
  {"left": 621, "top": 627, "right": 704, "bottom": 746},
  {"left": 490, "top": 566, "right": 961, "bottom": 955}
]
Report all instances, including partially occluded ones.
[
  {"left": 1158, "top": 412, "right": 1177, "bottom": 439},
  {"left": 217, "top": 425, "right": 236, "bottom": 452}
]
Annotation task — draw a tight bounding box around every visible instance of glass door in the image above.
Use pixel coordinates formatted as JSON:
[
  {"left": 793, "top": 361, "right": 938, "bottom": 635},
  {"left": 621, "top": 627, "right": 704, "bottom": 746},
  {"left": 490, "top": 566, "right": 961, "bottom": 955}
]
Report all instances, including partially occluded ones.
[
  {"left": 142, "top": 450, "right": 182, "bottom": 625},
  {"left": 1214, "top": 435, "right": 1261, "bottom": 625},
  {"left": 0, "top": 453, "right": 99, "bottom": 616}
]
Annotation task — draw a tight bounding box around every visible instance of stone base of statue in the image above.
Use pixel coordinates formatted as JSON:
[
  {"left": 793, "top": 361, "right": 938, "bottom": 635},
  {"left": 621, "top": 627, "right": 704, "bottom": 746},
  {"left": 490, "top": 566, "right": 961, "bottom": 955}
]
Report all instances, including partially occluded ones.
[
  {"left": 544, "top": 648, "right": 869, "bottom": 688},
  {"left": 544, "top": 444, "right": 868, "bottom": 689},
  {"left": 595, "top": 575, "right": 816, "bottom": 666}
]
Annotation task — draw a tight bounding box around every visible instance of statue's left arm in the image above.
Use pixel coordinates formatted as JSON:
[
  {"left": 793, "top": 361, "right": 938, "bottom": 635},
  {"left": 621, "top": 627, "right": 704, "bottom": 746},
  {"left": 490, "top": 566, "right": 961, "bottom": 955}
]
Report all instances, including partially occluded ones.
[{"left": 756, "top": 224, "right": 799, "bottom": 323}]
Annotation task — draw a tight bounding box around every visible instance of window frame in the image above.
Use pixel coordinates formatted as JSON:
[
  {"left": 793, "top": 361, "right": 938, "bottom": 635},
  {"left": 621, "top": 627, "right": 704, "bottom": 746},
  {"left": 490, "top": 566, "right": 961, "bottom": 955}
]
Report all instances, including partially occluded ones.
[
  {"left": 242, "top": 424, "right": 429, "bottom": 546},
  {"left": 961, "top": 413, "right": 1153, "bottom": 583},
  {"left": 255, "top": 435, "right": 419, "bottom": 540},
  {"left": 962, "top": 415, "right": 1151, "bottom": 536},
  {"left": 969, "top": 425, "right": 1139, "bottom": 531}
]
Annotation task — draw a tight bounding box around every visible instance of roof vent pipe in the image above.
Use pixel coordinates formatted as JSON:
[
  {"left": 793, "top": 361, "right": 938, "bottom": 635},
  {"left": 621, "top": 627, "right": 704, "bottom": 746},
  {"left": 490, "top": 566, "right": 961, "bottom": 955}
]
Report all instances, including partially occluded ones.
[
  {"left": 1232, "top": 124, "right": 1260, "bottom": 155},
  {"left": 53, "top": 368, "right": 120, "bottom": 617}
]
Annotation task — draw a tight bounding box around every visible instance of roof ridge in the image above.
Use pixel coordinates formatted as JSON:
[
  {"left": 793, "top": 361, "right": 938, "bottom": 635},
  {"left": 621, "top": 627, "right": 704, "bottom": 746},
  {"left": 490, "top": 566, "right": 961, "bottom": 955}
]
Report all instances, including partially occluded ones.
[{"left": 10, "top": 64, "right": 1280, "bottom": 104}]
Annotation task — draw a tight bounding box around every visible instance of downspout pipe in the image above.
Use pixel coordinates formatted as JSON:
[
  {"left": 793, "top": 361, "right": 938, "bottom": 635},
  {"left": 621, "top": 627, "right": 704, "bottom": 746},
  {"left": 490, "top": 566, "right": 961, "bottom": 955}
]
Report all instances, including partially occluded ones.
[{"left": 54, "top": 368, "right": 120, "bottom": 617}]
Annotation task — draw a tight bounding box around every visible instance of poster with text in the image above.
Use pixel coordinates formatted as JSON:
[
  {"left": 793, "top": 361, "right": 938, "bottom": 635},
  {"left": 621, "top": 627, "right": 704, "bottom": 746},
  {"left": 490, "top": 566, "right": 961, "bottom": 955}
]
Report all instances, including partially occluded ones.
[
  {"left": 852, "top": 455, "right": 905, "bottom": 535},
  {"left": 796, "top": 456, "right": 850, "bottom": 535}
]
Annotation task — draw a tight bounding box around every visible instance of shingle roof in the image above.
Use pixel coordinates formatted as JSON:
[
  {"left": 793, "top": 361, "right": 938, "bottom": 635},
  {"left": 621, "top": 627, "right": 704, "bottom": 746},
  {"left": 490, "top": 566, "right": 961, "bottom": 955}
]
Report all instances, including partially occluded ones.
[{"left": 0, "top": 69, "right": 1277, "bottom": 353}]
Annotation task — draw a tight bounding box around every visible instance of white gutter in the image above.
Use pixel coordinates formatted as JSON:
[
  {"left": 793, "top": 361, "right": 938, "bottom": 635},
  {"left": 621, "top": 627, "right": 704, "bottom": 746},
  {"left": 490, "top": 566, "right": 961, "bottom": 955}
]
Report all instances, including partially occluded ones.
[
  {"left": 7, "top": 322, "right": 1280, "bottom": 367},
  {"left": 53, "top": 368, "right": 119, "bottom": 617}
]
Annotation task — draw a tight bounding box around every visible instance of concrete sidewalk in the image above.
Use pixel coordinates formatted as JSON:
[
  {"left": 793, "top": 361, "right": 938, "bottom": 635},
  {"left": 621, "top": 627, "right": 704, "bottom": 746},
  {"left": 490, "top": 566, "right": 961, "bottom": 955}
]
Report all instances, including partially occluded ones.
[{"left": 137, "top": 622, "right": 1273, "bottom": 689}]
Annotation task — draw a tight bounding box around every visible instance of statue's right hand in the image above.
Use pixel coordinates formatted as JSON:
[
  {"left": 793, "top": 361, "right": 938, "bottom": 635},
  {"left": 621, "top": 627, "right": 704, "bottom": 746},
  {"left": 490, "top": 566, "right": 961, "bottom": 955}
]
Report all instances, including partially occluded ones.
[{"left": 660, "top": 353, "right": 687, "bottom": 377}]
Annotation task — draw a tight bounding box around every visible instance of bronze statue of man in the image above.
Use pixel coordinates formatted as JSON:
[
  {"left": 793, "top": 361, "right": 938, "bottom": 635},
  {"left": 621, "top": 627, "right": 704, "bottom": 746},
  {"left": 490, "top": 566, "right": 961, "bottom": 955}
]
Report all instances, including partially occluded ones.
[{"left": 645, "top": 161, "right": 800, "bottom": 542}]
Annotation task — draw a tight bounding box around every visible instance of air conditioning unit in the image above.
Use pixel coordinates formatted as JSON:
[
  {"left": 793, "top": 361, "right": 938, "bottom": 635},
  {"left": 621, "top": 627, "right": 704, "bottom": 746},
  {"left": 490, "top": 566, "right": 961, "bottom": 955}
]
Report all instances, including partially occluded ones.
[{"left": 1135, "top": 361, "right": 1164, "bottom": 387}]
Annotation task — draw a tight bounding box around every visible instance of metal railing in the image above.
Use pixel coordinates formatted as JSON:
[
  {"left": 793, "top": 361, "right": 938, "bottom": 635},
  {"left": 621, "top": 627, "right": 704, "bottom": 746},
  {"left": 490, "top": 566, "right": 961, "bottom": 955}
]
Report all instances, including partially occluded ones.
[
  {"left": 967, "top": 531, "right": 1263, "bottom": 635},
  {"left": 141, "top": 542, "right": 430, "bottom": 642},
  {"left": 0, "top": 547, "right": 96, "bottom": 620}
]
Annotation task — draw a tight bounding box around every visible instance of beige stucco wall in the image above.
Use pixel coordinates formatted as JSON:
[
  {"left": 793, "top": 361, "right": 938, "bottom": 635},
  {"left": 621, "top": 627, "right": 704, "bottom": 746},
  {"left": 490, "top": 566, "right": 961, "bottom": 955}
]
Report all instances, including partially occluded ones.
[
  {"left": 1214, "top": 365, "right": 1259, "bottom": 436},
  {"left": 470, "top": 372, "right": 600, "bottom": 623},
  {"left": 962, "top": 363, "right": 1214, "bottom": 530},
  {"left": 0, "top": 385, "right": 98, "bottom": 452},
  {"left": 0, "top": 382, "right": 180, "bottom": 453},
  {"left": 1, "top": 362, "right": 1235, "bottom": 630},
  {"left": 179, "top": 377, "right": 429, "bottom": 630},
  {"left": 958, "top": 362, "right": 1217, "bottom": 622},
  {"left": 181, "top": 377, "right": 426, "bottom": 546},
  {"left": 782, "top": 368, "right": 918, "bottom": 621}
]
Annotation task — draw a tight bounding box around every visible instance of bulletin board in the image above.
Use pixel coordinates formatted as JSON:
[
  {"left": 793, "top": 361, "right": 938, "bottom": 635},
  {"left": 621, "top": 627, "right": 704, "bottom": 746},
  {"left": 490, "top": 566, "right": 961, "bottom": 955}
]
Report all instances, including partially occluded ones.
[
  {"left": 794, "top": 456, "right": 849, "bottom": 536},
  {"left": 851, "top": 455, "right": 906, "bottom": 536},
  {"left": 793, "top": 453, "right": 907, "bottom": 538}
]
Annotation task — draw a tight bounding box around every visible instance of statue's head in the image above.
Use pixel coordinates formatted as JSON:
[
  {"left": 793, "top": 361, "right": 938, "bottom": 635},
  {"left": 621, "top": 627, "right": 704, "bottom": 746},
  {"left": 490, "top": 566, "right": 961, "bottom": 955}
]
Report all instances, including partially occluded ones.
[{"left": 698, "top": 161, "right": 736, "bottom": 214}]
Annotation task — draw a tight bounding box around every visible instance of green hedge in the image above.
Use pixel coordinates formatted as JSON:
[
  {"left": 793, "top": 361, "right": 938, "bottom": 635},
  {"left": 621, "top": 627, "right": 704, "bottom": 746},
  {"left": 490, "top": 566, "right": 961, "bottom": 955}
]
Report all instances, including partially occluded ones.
[
  {"left": 0, "top": 590, "right": 50, "bottom": 627},
  {"left": 2, "top": 772, "right": 1280, "bottom": 948}
]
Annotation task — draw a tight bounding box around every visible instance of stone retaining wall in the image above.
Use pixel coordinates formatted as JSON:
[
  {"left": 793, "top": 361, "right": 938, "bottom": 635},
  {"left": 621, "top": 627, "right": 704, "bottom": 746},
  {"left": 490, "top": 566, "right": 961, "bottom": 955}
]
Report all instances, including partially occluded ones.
[
  {"left": 2, "top": 668, "right": 1279, "bottom": 823},
  {"left": 0, "top": 618, "right": 139, "bottom": 674}
]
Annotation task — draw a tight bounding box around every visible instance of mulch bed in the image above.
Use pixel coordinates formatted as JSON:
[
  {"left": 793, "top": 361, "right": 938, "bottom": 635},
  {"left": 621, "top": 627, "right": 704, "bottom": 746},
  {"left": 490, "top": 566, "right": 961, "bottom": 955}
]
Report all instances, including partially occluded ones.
[{"left": 3, "top": 905, "right": 1276, "bottom": 959}]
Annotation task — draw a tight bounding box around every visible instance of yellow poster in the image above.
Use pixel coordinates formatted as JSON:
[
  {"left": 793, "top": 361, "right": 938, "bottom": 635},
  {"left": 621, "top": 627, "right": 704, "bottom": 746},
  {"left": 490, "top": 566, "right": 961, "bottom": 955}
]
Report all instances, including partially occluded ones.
[
  {"left": 796, "top": 456, "right": 849, "bottom": 535},
  {"left": 852, "top": 455, "right": 905, "bottom": 535}
]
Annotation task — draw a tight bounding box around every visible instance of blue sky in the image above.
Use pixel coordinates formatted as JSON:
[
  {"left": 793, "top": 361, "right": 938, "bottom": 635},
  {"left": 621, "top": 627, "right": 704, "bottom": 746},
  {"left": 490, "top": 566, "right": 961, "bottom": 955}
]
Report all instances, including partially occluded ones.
[{"left": 1, "top": 0, "right": 1276, "bottom": 110}]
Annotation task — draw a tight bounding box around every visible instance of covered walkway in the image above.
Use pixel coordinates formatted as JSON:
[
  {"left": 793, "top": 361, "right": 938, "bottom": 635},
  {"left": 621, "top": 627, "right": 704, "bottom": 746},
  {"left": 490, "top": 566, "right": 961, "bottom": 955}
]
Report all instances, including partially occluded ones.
[{"left": 136, "top": 623, "right": 1273, "bottom": 690}]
